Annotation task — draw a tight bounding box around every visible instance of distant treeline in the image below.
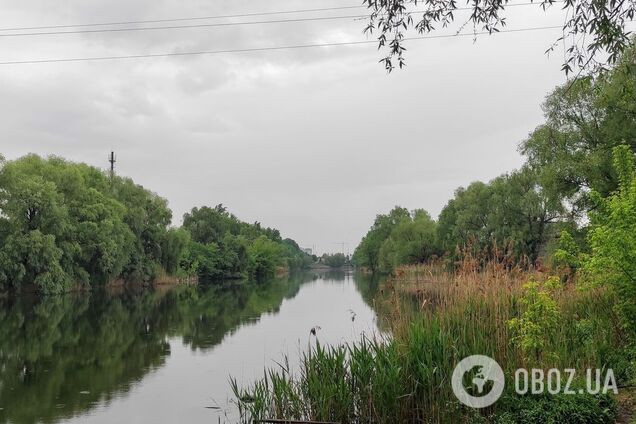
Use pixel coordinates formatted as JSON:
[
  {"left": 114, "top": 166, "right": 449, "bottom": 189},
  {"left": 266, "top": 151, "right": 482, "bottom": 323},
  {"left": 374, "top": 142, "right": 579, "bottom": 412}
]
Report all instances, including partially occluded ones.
[
  {"left": 0, "top": 155, "right": 311, "bottom": 294},
  {"left": 321, "top": 252, "right": 348, "bottom": 268},
  {"left": 354, "top": 44, "right": 636, "bottom": 272}
]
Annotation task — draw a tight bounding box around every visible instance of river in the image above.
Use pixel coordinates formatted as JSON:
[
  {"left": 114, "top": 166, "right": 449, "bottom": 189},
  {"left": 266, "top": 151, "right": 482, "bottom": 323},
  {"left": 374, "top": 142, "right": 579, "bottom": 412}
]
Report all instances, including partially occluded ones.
[{"left": 0, "top": 271, "right": 385, "bottom": 424}]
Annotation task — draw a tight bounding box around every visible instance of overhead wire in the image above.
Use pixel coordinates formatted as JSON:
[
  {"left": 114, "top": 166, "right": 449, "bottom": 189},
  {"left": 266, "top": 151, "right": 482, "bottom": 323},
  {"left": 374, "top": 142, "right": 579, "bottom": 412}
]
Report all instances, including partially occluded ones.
[
  {"left": 0, "top": 1, "right": 563, "bottom": 37},
  {"left": 0, "top": 5, "right": 366, "bottom": 32},
  {"left": 0, "top": 25, "right": 566, "bottom": 66}
]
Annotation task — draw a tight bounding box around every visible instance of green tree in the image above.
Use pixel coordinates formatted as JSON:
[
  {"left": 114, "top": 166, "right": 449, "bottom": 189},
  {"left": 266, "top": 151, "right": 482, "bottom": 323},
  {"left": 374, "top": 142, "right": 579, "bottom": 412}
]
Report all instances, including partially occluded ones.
[
  {"left": 282, "top": 238, "right": 313, "bottom": 270},
  {"left": 182, "top": 204, "right": 238, "bottom": 244},
  {"left": 0, "top": 230, "right": 71, "bottom": 293},
  {"left": 437, "top": 182, "right": 492, "bottom": 254},
  {"left": 354, "top": 206, "right": 410, "bottom": 272},
  {"left": 181, "top": 205, "right": 308, "bottom": 281},
  {"left": 553, "top": 231, "right": 582, "bottom": 279},
  {"left": 161, "top": 228, "right": 191, "bottom": 274},
  {"left": 181, "top": 241, "right": 223, "bottom": 281},
  {"left": 583, "top": 145, "right": 636, "bottom": 333},
  {"left": 247, "top": 235, "right": 285, "bottom": 280},
  {"left": 521, "top": 45, "right": 636, "bottom": 216},
  {"left": 113, "top": 176, "right": 173, "bottom": 282},
  {"left": 437, "top": 169, "right": 562, "bottom": 264},
  {"left": 378, "top": 209, "right": 438, "bottom": 272},
  {"left": 0, "top": 154, "right": 185, "bottom": 292},
  {"left": 323, "top": 253, "right": 347, "bottom": 268},
  {"left": 488, "top": 168, "right": 563, "bottom": 262}
]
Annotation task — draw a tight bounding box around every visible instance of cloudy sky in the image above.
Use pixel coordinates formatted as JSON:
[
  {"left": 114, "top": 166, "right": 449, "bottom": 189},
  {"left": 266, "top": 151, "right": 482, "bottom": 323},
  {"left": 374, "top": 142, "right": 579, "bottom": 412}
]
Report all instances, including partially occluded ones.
[{"left": 0, "top": 0, "right": 568, "bottom": 254}]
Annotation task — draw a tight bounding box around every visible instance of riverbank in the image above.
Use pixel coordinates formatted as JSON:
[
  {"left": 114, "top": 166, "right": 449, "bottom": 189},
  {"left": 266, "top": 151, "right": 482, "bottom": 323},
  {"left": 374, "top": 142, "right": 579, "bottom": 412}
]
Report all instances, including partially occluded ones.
[
  {"left": 234, "top": 261, "right": 633, "bottom": 423},
  {"left": 309, "top": 263, "right": 354, "bottom": 271}
]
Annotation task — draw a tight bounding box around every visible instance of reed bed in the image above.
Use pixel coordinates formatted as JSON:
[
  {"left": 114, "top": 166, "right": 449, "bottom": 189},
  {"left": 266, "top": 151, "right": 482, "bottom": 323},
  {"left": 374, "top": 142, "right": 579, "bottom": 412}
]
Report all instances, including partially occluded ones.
[{"left": 232, "top": 258, "right": 626, "bottom": 423}]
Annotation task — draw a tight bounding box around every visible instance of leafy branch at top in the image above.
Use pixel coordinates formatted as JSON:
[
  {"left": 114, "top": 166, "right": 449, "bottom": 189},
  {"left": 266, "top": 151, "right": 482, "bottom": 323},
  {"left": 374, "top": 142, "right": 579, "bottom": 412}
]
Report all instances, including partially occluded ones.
[{"left": 363, "top": 0, "right": 635, "bottom": 74}]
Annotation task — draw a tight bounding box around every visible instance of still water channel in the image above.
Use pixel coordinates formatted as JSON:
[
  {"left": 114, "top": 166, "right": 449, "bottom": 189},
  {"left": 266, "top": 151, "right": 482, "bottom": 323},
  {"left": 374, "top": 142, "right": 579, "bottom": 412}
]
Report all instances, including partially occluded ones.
[{"left": 0, "top": 271, "right": 385, "bottom": 423}]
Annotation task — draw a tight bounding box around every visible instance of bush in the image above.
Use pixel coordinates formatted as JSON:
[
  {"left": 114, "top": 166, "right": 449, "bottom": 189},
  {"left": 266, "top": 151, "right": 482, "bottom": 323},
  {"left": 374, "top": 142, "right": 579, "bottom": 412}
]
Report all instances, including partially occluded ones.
[
  {"left": 247, "top": 235, "right": 284, "bottom": 280},
  {"left": 583, "top": 145, "right": 636, "bottom": 336},
  {"left": 0, "top": 230, "right": 71, "bottom": 294},
  {"left": 495, "top": 392, "right": 617, "bottom": 424},
  {"left": 553, "top": 231, "right": 582, "bottom": 281},
  {"left": 508, "top": 277, "right": 562, "bottom": 362}
]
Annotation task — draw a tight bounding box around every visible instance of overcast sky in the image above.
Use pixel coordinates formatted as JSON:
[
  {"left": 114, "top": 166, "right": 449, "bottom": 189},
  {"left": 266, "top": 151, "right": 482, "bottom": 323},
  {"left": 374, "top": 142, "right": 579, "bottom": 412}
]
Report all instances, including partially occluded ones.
[{"left": 0, "top": 0, "right": 568, "bottom": 254}]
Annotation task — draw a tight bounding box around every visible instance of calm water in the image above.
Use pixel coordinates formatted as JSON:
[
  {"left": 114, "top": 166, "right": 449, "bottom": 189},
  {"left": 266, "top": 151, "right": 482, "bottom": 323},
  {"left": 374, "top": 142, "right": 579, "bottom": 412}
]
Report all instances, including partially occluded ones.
[{"left": 0, "top": 271, "right": 384, "bottom": 424}]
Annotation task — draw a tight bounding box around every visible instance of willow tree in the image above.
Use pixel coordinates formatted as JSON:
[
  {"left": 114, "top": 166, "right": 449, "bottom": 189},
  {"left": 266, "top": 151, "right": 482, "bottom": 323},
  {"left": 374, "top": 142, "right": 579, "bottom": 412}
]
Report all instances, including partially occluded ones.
[
  {"left": 520, "top": 44, "right": 636, "bottom": 216},
  {"left": 363, "top": 0, "right": 635, "bottom": 73}
]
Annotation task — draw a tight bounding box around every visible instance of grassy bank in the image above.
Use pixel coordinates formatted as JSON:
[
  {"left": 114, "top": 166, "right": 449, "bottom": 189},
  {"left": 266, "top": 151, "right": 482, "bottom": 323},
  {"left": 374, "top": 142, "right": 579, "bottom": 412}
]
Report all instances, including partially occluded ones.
[{"left": 233, "top": 260, "right": 633, "bottom": 423}]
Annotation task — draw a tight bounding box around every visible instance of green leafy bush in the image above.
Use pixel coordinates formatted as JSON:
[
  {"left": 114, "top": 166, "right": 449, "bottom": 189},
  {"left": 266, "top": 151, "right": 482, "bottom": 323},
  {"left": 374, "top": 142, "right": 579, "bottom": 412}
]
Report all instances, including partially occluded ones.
[
  {"left": 553, "top": 231, "right": 582, "bottom": 280},
  {"left": 495, "top": 392, "right": 617, "bottom": 424},
  {"left": 508, "top": 277, "right": 562, "bottom": 361},
  {"left": 583, "top": 145, "right": 636, "bottom": 335}
]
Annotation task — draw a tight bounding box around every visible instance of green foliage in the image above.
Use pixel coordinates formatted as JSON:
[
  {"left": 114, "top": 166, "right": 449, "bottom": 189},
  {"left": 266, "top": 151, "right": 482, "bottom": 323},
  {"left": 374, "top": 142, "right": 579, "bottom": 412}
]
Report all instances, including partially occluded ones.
[
  {"left": 0, "top": 155, "right": 173, "bottom": 292},
  {"left": 508, "top": 277, "right": 562, "bottom": 361},
  {"left": 247, "top": 235, "right": 285, "bottom": 280},
  {"left": 352, "top": 51, "right": 636, "bottom": 272},
  {"left": 437, "top": 181, "right": 492, "bottom": 253},
  {"left": 160, "top": 228, "right": 191, "bottom": 275},
  {"left": 0, "top": 156, "right": 309, "bottom": 292},
  {"left": 354, "top": 206, "right": 410, "bottom": 271},
  {"left": 181, "top": 205, "right": 309, "bottom": 281},
  {"left": 236, "top": 269, "right": 624, "bottom": 423},
  {"left": 182, "top": 204, "right": 237, "bottom": 244},
  {"left": 322, "top": 253, "right": 346, "bottom": 268},
  {"left": 354, "top": 206, "right": 438, "bottom": 272},
  {"left": 438, "top": 168, "right": 562, "bottom": 264},
  {"left": 553, "top": 231, "right": 582, "bottom": 279},
  {"left": 495, "top": 392, "right": 617, "bottom": 424},
  {"left": 378, "top": 209, "right": 437, "bottom": 272},
  {"left": 0, "top": 230, "right": 71, "bottom": 293},
  {"left": 583, "top": 145, "right": 636, "bottom": 334},
  {"left": 356, "top": 171, "right": 561, "bottom": 271},
  {"left": 521, "top": 45, "right": 636, "bottom": 216},
  {"left": 0, "top": 155, "right": 176, "bottom": 292},
  {"left": 363, "top": 0, "right": 635, "bottom": 74},
  {"left": 113, "top": 175, "right": 173, "bottom": 283},
  {"left": 282, "top": 238, "right": 313, "bottom": 270}
]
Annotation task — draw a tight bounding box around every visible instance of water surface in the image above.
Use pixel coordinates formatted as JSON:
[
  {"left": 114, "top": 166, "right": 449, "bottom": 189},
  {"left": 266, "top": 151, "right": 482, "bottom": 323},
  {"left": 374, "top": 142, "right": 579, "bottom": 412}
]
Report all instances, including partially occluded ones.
[{"left": 0, "top": 271, "right": 383, "bottom": 423}]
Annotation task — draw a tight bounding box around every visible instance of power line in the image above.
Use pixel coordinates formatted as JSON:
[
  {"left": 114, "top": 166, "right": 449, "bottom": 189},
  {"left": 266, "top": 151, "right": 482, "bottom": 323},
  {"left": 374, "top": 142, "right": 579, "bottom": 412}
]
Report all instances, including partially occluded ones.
[
  {"left": 0, "top": 25, "right": 565, "bottom": 66},
  {"left": 0, "top": 5, "right": 364, "bottom": 32},
  {"left": 0, "top": 2, "right": 561, "bottom": 37},
  {"left": 0, "top": 14, "right": 371, "bottom": 38}
]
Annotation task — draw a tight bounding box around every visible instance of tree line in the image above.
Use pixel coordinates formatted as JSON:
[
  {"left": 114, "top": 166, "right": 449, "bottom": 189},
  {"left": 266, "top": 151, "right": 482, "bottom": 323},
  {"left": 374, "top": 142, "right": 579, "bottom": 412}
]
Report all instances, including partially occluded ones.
[
  {"left": 354, "top": 43, "right": 636, "bottom": 275},
  {"left": 0, "top": 155, "right": 311, "bottom": 294}
]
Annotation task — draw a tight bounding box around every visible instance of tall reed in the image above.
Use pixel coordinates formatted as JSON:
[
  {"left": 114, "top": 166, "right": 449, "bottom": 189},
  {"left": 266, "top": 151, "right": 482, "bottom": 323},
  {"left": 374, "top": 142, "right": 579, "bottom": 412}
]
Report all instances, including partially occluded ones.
[{"left": 233, "top": 257, "right": 625, "bottom": 423}]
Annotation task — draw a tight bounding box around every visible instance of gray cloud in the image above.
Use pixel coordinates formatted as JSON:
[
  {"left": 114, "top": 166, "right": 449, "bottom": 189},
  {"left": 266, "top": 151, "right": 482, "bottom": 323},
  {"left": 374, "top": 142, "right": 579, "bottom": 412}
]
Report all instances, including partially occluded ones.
[{"left": 0, "top": 0, "right": 567, "bottom": 254}]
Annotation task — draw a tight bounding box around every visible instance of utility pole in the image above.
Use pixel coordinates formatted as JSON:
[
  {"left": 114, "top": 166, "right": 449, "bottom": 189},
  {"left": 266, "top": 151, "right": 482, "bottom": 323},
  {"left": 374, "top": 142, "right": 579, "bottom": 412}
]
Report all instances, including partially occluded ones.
[{"left": 108, "top": 151, "right": 116, "bottom": 183}]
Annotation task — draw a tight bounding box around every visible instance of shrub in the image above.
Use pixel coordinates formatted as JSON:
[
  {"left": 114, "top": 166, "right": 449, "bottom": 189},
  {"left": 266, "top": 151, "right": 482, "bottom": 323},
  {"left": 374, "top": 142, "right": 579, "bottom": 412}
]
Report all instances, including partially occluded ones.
[
  {"left": 508, "top": 277, "right": 562, "bottom": 362},
  {"left": 584, "top": 145, "right": 636, "bottom": 336},
  {"left": 553, "top": 231, "right": 582, "bottom": 281},
  {"left": 495, "top": 392, "right": 617, "bottom": 424}
]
